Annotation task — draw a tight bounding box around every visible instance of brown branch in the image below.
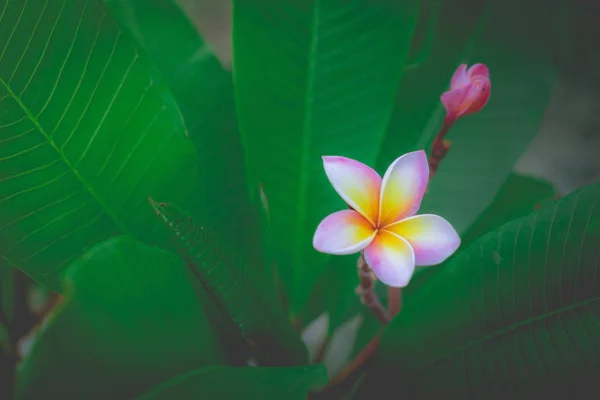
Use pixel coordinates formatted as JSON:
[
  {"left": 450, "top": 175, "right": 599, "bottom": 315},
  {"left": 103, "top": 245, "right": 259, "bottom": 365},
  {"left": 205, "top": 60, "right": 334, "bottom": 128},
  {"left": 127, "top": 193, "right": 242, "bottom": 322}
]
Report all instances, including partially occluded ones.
[
  {"left": 387, "top": 287, "right": 402, "bottom": 319},
  {"left": 313, "top": 335, "right": 331, "bottom": 365},
  {"left": 328, "top": 116, "right": 458, "bottom": 388},
  {"left": 428, "top": 117, "right": 455, "bottom": 181},
  {"left": 355, "top": 254, "right": 389, "bottom": 325},
  {"left": 327, "top": 331, "right": 382, "bottom": 387},
  {"left": 324, "top": 257, "right": 388, "bottom": 388}
]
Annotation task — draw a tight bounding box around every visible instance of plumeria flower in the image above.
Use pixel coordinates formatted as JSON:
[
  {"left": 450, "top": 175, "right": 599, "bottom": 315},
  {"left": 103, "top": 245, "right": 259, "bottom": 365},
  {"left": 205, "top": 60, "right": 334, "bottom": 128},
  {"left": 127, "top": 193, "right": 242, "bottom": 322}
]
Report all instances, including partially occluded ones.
[
  {"left": 441, "top": 63, "right": 490, "bottom": 121},
  {"left": 312, "top": 151, "right": 460, "bottom": 288}
]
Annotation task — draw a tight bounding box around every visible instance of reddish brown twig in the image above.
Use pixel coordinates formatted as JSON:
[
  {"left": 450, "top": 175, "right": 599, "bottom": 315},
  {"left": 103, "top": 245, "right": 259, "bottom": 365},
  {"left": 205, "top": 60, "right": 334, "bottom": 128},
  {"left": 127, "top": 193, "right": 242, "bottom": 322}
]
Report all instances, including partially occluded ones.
[
  {"left": 327, "top": 331, "right": 382, "bottom": 387},
  {"left": 324, "top": 257, "right": 390, "bottom": 388},
  {"left": 328, "top": 116, "right": 458, "bottom": 388},
  {"left": 428, "top": 117, "right": 455, "bottom": 181},
  {"left": 355, "top": 254, "right": 389, "bottom": 325},
  {"left": 387, "top": 286, "right": 402, "bottom": 319}
]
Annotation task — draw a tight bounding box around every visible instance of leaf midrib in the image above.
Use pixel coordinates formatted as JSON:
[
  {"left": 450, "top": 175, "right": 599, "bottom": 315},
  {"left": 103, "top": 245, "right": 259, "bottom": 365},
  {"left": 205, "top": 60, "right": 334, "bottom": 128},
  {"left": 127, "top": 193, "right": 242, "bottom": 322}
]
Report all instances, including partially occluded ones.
[
  {"left": 295, "top": 0, "right": 322, "bottom": 277},
  {"left": 0, "top": 77, "right": 132, "bottom": 236},
  {"left": 417, "top": 293, "right": 600, "bottom": 371}
]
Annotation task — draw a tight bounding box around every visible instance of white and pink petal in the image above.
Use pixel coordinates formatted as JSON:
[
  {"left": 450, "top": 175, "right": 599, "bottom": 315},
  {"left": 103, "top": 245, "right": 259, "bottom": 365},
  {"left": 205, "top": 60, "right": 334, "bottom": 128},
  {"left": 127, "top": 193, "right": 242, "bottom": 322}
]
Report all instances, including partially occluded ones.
[
  {"left": 313, "top": 210, "right": 376, "bottom": 256},
  {"left": 450, "top": 63, "right": 469, "bottom": 88},
  {"left": 378, "top": 150, "right": 429, "bottom": 227},
  {"left": 363, "top": 230, "right": 415, "bottom": 288},
  {"left": 384, "top": 214, "right": 460, "bottom": 266},
  {"left": 467, "top": 63, "right": 489, "bottom": 79},
  {"left": 322, "top": 156, "right": 381, "bottom": 226}
]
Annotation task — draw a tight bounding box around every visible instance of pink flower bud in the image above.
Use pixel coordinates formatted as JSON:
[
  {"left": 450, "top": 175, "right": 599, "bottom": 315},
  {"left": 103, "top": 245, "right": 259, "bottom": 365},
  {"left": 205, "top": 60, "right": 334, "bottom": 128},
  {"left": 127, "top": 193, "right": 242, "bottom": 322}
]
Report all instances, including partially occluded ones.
[{"left": 441, "top": 63, "right": 490, "bottom": 121}]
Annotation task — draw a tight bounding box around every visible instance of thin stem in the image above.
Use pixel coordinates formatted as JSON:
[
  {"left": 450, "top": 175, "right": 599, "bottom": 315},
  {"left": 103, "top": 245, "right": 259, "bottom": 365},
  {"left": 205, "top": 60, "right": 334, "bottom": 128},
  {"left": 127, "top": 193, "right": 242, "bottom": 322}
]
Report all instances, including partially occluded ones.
[
  {"left": 356, "top": 254, "right": 389, "bottom": 325},
  {"left": 329, "top": 115, "right": 457, "bottom": 388},
  {"left": 387, "top": 287, "right": 402, "bottom": 319},
  {"left": 313, "top": 334, "right": 331, "bottom": 364},
  {"left": 324, "top": 257, "right": 388, "bottom": 388},
  {"left": 428, "top": 117, "right": 455, "bottom": 181},
  {"left": 327, "top": 330, "right": 382, "bottom": 387}
]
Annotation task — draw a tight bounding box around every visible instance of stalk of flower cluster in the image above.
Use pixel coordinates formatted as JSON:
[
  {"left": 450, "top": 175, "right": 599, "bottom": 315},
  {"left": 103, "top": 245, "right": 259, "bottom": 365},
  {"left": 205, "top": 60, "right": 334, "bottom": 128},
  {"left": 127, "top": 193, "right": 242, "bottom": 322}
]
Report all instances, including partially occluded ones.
[
  {"left": 329, "top": 64, "right": 490, "bottom": 389},
  {"left": 358, "top": 117, "right": 458, "bottom": 323},
  {"left": 387, "top": 286, "right": 402, "bottom": 318},
  {"left": 334, "top": 118, "right": 457, "bottom": 390},
  {"left": 383, "top": 118, "right": 458, "bottom": 320},
  {"left": 328, "top": 330, "right": 382, "bottom": 386},
  {"left": 356, "top": 254, "right": 389, "bottom": 324},
  {"left": 428, "top": 116, "right": 455, "bottom": 181}
]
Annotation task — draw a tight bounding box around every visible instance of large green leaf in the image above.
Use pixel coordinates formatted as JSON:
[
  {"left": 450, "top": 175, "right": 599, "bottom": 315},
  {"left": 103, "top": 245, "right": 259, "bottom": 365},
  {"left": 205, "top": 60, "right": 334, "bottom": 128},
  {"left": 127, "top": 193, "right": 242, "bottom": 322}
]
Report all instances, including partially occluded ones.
[
  {"left": 136, "top": 365, "right": 328, "bottom": 400},
  {"left": 104, "top": 0, "right": 254, "bottom": 251},
  {"left": 303, "top": 255, "right": 361, "bottom": 335},
  {"left": 17, "top": 236, "right": 224, "bottom": 399},
  {"left": 462, "top": 173, "right": 556, "bottom": 245},
  {"left": 361, "top": 180, "right": 600, "bottom": 398},
  {"left": 0, "top": 0, "right": 200, "bottom": 290},
  {"left": 376, "top": 0, "right": 485, "bottom": 171},
  {"left": 150, "top": 200, "right": 308, "bottom": 366},
  {"left": 232, "top": 0, "right": 421, "bottom": 313},
  {"left": 104, "top": 0, "right": 230, "bottom": 139},
  {"left": 378, "top": 0, "right": 557, "bottom": 234},
  {"left": 301, "top": 0, "right": 483, "bottom": 334}
]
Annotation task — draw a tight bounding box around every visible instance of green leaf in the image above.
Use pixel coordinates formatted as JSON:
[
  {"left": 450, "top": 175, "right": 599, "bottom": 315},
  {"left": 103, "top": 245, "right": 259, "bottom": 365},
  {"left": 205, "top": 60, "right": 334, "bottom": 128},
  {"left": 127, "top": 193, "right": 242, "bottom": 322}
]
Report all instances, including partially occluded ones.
[
  {"left": 462, "top": 173, "right": 557, "bottom": 245},
  {"left": 232, "top": 0, "right": 421, "bottom": 313},
  {"left": 303, "top": 255, "right": 361, "bottom": 336},
  {"left": 149, "top": 200, "right": 308, "bottom": 366},
  {"left": 402, "top": 0, "right": 441, "bottom": 72},
  {"left": 376, "top": 0, "right": 486, "bottom": 171},
  {"left": 136, "top": 365, "right": 328, "bottom": 400},
  {"left": 378, "top": 0, "right": 558, "bottom": 234},
  {"left": 104, "top": 0, "right": 254, "bottom": 252},
  {"left": 0, "top": 0, "right": 201, "bottom": 290},
  {"left": 362, "top": 180, "right": 600, "bottom": 397},
  {"left": 104, "top": 0, "right": 230, "bottom": 139},
  {"left": 256, "top": 184, "right": 285, "bottom": 309},
  {"left": 16, "top": 236, "right": 224, "bottom": 400}
]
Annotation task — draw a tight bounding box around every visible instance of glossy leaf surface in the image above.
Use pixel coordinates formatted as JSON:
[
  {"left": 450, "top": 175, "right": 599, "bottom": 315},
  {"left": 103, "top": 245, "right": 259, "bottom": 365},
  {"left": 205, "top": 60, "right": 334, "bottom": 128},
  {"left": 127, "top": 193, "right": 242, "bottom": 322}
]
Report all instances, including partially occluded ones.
[
  {"left": 462, "top": 173, "right": 556, "bottom": 245},
  {"left": 364, "top": 181, "right": 600, "bottom": 397},
  {"left": 379, "top": 0, "right": 557, "bottom": 234},
  {"left": 105, "top": 0, "right": 254, "bottom": 250},
  {"left": 0, "top": 0, "right": 200, "bottom": 289},
  {"left": 136, "top": 365, "right": 327, "bottom": 400},
  {"left": 150, "top": 200, "right": 308, "bottom": 366},
  {"left": 17, "top": 236, "right": 224, "bottom": 399},
  {"left": 233, "top": 0, "right": 421, "bottom": 312}
]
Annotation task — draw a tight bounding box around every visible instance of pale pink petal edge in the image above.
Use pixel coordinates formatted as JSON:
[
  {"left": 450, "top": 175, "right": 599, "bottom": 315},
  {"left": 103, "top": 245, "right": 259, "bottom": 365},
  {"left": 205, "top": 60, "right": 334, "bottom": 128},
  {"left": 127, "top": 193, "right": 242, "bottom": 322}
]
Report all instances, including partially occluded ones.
[
  {"left": 322, "top": 156, "right": 382, "bottom": 226},
  {"left": 363, "top": 232, "right": 416, "bottom": 288},
  {"left": 467, "top": 63, "right": 489, "bottom": 78},
  {"left": 441, "top": 83, "right": 472, "bottom": 118},
  {"left": 450, "top": 64, "right": 469, "bottom": 88},
  {"left": 378, "top": 150, "right": 429, "bottom": 226},
  {"left": 385, "top": 214, "right": 461, "bottom": 267},
  {"left": 313, "top": 210, "right": 376, "bottom": 256}
]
